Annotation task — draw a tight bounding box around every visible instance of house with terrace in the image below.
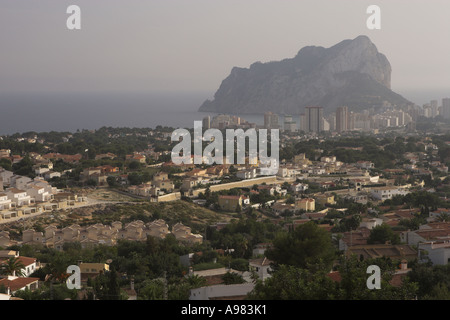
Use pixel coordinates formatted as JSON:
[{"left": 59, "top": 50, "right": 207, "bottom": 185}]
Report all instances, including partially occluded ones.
[
  {"left": 0, "top": 193, "right": 12, "bottom": 211},
  {"left": 5, "top": 188, "right": 32, "bottom": 207}
]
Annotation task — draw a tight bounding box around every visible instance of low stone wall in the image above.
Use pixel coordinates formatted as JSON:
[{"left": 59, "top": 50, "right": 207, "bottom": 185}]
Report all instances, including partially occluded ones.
[{"left": 191, "top": 176, "right": 278, "bottom": 197}]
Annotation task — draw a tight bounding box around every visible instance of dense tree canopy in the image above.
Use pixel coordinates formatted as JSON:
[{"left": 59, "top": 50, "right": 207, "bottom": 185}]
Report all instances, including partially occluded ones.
[{"left": 265, "top": 222, "right": 336, "bottom": 270}]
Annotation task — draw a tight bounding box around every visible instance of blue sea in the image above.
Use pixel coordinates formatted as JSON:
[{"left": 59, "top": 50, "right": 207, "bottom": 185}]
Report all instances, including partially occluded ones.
[
  {"left": 0, "top": 89, "right": 447, "bottom": 135},
  {"left": 0, "top": 91, "right": 217, "bottom": 135}
]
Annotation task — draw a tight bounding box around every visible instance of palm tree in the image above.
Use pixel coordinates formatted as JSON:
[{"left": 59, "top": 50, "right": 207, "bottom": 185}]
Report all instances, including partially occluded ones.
[
  {"left": 437, "top": 213, "right": 450, "bottom": 222},
  {"left": 1, "top": 257, "right": 25, "bottom": 277},
  {"left": 186, "top": 274, "right": 207, "bottom": 289}
]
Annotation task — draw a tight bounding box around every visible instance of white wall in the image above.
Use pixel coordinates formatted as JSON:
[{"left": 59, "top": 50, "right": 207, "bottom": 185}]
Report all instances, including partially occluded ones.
[{"left": 190, "top": 283, "right": 254, "bottom": 300}]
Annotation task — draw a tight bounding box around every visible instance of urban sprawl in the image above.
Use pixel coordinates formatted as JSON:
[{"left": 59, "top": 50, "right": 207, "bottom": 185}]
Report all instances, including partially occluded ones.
[{"left": 1, "top": 99, "right": 450, "bottom": 300}]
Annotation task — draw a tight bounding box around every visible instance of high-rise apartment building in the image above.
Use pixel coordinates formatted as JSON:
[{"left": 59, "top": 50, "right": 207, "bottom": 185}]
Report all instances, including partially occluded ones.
[
  {"left": 442, "top": 98, "right": 450, "bottom": 120},
  {"left": 430, "top": 100, "right": 439, "bottom": 118},
  {"left": 283, "top": 114, "right": 297, "bottom": 132},
  {"left": 305, "top": 106, "right": 324, "bottom": 133},
  {"left": 264, "top": 112, "right": 279, "bottom": 129},
  {"left": 299, "top": 114, "right": 306, "bottom": 132},
  {"left": 336, "top": 106, "right": 349, "bottom": 133},
  {"left": 202, "top": 116, "right": 211, "bottom": 129}
]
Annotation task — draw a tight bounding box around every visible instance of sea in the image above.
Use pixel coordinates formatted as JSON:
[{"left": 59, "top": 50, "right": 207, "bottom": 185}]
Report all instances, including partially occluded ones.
[{"left": 0, "top": 89, "right": 447, "bottom": 135}]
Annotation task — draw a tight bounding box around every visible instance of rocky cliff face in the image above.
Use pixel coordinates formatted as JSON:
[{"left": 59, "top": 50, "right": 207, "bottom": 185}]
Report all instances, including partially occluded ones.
[{"left": 199, "top": 35, "right": 410, "bottom": 114}]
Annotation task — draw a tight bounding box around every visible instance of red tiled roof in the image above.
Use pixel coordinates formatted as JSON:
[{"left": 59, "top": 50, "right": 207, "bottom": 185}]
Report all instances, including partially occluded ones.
[
  {"left": 385, "top": 220, "right": 400, "bottom": 227},
  {"left": 17, "top": 256, "right": 36, "bottom": 267},
  {"left": 415, "top": 228, "right": 450, "bottom": 240},
  {"left": 0, "top": 257, "right": 37, "bottom": 269},
  {"left": 327, "top": 271, "right": 341, "bottom": 282},
  {"left": 425, "top": 222, "right": 450, "bottom": 230},
  {"left": 390, "top": 273, "right": 407, "bottom": 287},
  {"left": 0, "top": 277, "right": 39, "bottom": 292}
]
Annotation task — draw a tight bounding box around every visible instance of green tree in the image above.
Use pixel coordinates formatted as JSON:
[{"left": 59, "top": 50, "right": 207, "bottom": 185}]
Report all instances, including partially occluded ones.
[
  {"left": 128, "top": 161, "right": 141, "bottom": 170},
  {"left": 12, "top": 155, "right": 34, "bottom": 177},
  {"left": 138, "top": 279, "right": 165, "bottom": 300},
  {"left": 222, "top": 272, "right": 245, "bottom": 285},
  {"left": 408, "top": 263, "right": 450, "bottom": 299},
  {"left": 337, "top": 255, "right": 418, "bottom": 300},
  {"left": 0, "top": 158, "right": 12, "bottom": 171},
  {"left": 107, "top": 176, "right": 118, "bottom": 187},
  {"left": 248, "top": 264, "right": 338, "bottom": 300},
  {"left": 367, "top": 224, "right": 400, "bottom": 245},
  {"left": 0, "top": 257, "right": 25, "bottom": 277},
  {"left": 86, "top": 179, "right": 98, "bottom": 187},
  {"left": 185, "top": 275, "right": 207, "bottom": 288},
  {"left": 423, "top": 283, "right": 450, "bottom": 300},
  {"left": 92, "top": 268, "right": 125, "bottom": 300},
  {"left": 265, "top": 222, "right": 336, "bottom": 270}
]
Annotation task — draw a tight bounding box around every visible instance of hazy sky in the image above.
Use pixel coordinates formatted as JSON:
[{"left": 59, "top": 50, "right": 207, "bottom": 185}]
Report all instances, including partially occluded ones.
[{"left": 0, "top": 0, "right": 449, "bottom": 97}]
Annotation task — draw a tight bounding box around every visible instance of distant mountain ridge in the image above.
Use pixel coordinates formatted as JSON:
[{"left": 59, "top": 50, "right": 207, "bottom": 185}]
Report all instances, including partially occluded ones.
[{"left": 199, "top": 35, "right": 411, "bottom": 115}]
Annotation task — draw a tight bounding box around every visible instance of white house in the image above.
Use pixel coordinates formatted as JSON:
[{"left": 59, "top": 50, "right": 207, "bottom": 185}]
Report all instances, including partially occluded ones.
[
  {"left": 34, "top": 166, "right": 50, "bottom": 176},
  {"left": 370, "top": 186, "right": 410, "bottom": 201},
  {"left": 418, "top": 241, "right": 450, "bottom": 265},
  {"left": 312, "top": 167, "right": 326, "bottom": 175},
  {"left": 277, "top": 166, "right": 298, "bottom": 178},
  {"left": 290, "top": 182, "right": 308, "bottom": 193},
  {"left": 6, "top": 188, "right": 32, "bottom": 207},
  {"left": 0, "top": 169, "right": 13, "bottom": 186},
  {"left": 30, "top": 178, "right": 57, "bottom": 195},
  {"left": 249, "top": 257, "right": 272, "bottom": 281},
  {"left": 0, "top": 251, "right": 38, "bottom": 277},
  {"left": 356, "top": 161, "right": 375, "bottom": 170},
  {"left": 0, "top": 193, "right": 12, "bottom": 211},
  {"left": 320, "top": 156, "right": 336, "bottom": 163},
  {"left": 44, "top": 171, "right": 61, "bottom": 181},
  {"left": 236, "top": 168, "right": 257, "bottom": 180},
  {"left": 26, "top": 185, "right": 51, "bottom": 203},
  {"left": 18, "top": 256, "right": 38, "bottom": 277},
  {"left": 11, "top": 176, "right": 32, "bottom": 190},
  {"left": 0, "top": 276, "right": 39, "bottom": 294},
  {"left": 360, "top": 218, "right": 384, "bottom": 230}
]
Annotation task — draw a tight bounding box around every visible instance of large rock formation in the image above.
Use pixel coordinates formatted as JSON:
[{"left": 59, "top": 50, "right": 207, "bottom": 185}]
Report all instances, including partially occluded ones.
[{"left": 199, "top": 35, "right": 411, "bottom": 115}]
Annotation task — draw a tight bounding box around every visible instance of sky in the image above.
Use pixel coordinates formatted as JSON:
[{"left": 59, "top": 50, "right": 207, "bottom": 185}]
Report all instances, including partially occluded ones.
[{"left": 0, "top": 0, "right": 449, "bottom": 100}]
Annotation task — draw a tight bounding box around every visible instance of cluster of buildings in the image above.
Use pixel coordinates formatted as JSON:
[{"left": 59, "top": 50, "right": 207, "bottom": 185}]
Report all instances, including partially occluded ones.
[
  {"left": 422, "top": 98, "right": 450, "bottom": 119},
  {"left": 0, "top": 168, "right": 81, "bottom": 223},
  {"left": 20, "top": 219, "right": 203, "bottom": 250},
  {"left": 127, "top": 171, "right": 175, "bottom": 199},
  {"left": 127, "top": 165, "right": 231, "bottom": 201},
  {"left": 335, "top": 213, "right": 450, "bottom": 267},
  {"left": 202, "top": 114, "right": 256, "bottom": 130},
  {"left": 259, "top": 103, "right": 418, "bottom": 134},
  {"left": 80, "top": 165, "right": 120, "bottom": 186},
  {"left": 0, "top": 250, "right": 40, "bottom": 299}
]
